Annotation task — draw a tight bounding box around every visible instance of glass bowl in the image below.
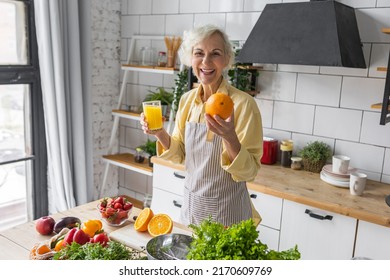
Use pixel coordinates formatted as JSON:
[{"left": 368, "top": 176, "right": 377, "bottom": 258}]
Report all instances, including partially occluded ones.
[
  {"left": 97, "top": 196, "right": 134, "bottom": 226},
  {"left": 97, "top": 202, "right": 132, "bottom": 227}
]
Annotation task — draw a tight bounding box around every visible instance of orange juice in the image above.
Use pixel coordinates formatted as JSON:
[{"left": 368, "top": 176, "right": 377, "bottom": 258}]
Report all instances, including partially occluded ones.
[{"left": 143, "top": 101, "right": 163, "bottom": 130}]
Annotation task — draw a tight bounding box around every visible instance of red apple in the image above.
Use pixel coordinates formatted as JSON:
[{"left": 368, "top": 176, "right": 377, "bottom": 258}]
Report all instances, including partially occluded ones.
[{"left": 35, "top": 216, "right": 55, "bottom": 235}]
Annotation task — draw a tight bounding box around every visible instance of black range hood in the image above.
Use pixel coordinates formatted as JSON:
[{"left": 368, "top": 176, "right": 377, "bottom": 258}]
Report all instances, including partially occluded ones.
[{"left": 237, "top": 0, "right": 366, "bottom": 68}]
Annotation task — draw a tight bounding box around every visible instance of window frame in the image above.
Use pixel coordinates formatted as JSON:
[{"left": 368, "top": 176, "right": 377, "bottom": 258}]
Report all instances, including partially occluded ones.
[{"left": 0, "top": 0, "right": 48, "bottom": 219}]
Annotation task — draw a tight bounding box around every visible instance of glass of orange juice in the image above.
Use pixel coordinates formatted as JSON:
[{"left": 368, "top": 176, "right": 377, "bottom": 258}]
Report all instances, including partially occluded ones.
[{"left": 143, "top": 100, "right": 163, "bottom": 131}]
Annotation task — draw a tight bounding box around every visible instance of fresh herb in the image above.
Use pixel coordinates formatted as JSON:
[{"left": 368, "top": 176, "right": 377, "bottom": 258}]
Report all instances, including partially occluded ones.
[
  {"left": 186, "top": 217, "right": 300, "bottom": 260},
  {"left": 299, "top": 141, "right": 332, "bottom": 163},
  {"left": 53, "top": 240, "right": 146, "bottom": 260}
]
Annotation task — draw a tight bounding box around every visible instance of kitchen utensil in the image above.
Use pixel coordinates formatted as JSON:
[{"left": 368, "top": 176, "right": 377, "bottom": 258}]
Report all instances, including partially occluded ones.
[
  {"left": 320, "top": 171, "right": 349, "bottom": 188},
  {"left": 332, "top": 155, "right": 350, "bottom": 174},
  {"left": 322, "top": 164, "right": 356, "bottom": 177},
  {"left": 349, "top": 172, "right": 367, "bottom": 195},
  {"left": 146, "top": 233, "right": 193, "bottom": 260}
]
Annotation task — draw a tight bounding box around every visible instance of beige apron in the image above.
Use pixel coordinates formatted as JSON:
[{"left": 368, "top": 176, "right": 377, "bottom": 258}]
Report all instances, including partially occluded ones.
[{"left": 180, "top": 121, "right": 253, "bottom": 227}]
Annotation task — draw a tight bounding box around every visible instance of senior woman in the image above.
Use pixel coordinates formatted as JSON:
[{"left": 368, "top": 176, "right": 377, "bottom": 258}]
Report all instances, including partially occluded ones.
[{"left": 140, "top": 24, "right": 263, "bottom": 227}]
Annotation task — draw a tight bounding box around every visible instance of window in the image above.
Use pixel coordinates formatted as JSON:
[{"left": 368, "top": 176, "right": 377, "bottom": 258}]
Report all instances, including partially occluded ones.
[{"left": 0, "top": 0, "right": 47, "bottom": 231}]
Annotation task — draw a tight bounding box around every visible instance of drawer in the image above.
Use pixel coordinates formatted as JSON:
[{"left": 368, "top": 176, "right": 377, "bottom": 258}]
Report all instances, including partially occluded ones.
[
  {"left": 152, "top": 164, "right": 186, "bottom": 195},
  {"left": 249, "top": 190, "right": 283, "bottom": 230},
  {"left": 151, "top": 188, "right": 183, "bottom": 223}
]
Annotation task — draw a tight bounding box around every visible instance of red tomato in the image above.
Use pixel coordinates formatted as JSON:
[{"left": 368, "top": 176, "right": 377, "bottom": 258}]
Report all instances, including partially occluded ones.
[{"left": 92, "top": 232, "right": 109, "bottom": 247}]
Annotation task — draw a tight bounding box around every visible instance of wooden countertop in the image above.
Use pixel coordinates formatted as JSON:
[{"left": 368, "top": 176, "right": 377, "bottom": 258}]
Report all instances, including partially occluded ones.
[
  {"left": 151, "top": 157, "right": 390, "bottom": 228},
  {"left": 0, "top": 200, "right": 190, "bottom": 260}
]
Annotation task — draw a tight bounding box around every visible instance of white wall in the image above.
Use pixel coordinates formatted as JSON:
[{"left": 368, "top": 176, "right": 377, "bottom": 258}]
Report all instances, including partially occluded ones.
[{"left": 118, "top": 0, "right": 390, "bottom": 200}]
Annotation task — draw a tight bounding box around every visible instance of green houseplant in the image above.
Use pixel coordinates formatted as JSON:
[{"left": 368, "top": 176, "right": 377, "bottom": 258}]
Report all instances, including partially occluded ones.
[
  {"left": 299, "top": 141, "right": 332, "bottom": 173},
  {"left": 228, "top": 49, "right": 259, "bottom": 96},
  {"left": 143, "top": 87, "right": 174, "bottom": 118},
  {"left": 137, "top": 139, "right": 157, "bottom": 167},
  {"left": 171, "top": 67, "right": 189, "bottom": 114}
]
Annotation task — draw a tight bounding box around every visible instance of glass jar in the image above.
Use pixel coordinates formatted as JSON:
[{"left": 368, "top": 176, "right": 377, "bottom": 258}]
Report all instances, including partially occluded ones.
[
  {"left": 291, "top": 157, "right": 302, "bottom": 170},
  {"left": 134, "top": 148, "right": 145, "bottom": 163},
  {"left": 280, "top": 140, "right": 293, "bottom": 167},
  {"left": 157, "top": 51, "right": 167, "bottom": 67}
]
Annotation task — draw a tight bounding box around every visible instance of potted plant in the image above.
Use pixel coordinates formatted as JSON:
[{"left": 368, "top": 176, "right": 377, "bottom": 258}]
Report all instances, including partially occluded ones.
[
  {"left": 137, "top": 139, "right": 157, "bottom": 167},
  {"left": 143, "top": 87, "right": 174, "bottom": 118},
  {"left": 228, "top": 49, "right": 259, "bottom": 96},
  {"left": 171, "top": 67, "right": 189, "bottom": 115},
  {"left": 299, "top": 141, "right": 332, "bottom": 173}
]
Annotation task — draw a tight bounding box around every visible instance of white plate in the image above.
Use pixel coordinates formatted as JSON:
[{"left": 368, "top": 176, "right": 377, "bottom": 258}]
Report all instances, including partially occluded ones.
[
  {"left": 320, "top": 170, "right": 350, "bottom": 182},
  {"left": 320, "top": 171, "right": 349, "bottom": 188},
  {"left": 322, "top": 164, "right": 356, "bottom": 178}
]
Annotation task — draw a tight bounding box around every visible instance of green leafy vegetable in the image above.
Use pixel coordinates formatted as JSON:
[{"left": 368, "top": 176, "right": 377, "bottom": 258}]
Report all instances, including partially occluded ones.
[
  {"left": 186, "top": 217, "right": 300, "bottom": 260},
  {"left": 53, "top": 240, "right": 146, "bottom": 260}
]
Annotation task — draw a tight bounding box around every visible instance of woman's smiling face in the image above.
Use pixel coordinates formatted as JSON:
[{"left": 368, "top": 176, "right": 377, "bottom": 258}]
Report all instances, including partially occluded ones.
[{"left": 191, "top": 32, "right": 228, "bottom": 88}]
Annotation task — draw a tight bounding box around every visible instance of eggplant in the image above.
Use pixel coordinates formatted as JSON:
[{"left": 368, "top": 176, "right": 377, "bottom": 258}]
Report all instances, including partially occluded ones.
[{"left": 53, "top": 216, "right": 81, "bottom": 233}]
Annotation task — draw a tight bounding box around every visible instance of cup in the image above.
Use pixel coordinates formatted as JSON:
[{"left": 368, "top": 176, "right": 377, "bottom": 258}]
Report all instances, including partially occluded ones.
[
  {"left": 332, "top": 155, "right": 350, "bottom": 174},
  {"left": 349, "top": 172, "right": 367, "bottom": 196},
  {"left": 143, "top": 100, "right": 163, "bottom": 131}
]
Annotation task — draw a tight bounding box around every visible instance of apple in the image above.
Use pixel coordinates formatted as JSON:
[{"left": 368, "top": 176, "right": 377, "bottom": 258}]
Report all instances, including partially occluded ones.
[{"left": 35, "top": 216, "right": 55, "bottom": 235}]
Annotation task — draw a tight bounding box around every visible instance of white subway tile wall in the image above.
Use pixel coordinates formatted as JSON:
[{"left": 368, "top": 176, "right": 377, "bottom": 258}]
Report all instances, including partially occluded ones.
[{"left": 116, "top": 0, "right": 390, "bottom": 199}]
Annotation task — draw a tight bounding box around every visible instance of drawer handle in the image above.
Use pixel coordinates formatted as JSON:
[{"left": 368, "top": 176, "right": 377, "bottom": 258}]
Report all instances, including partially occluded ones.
[
  {"left": 173, "top": 172, "right": 185, "bottom": 179},
  {"left": 250, "top": 194, "right": 257, "bottom": 199},
  {"left": 173, "top": 200, "right": 182, "bottom": 208},
  {"left": 305, "top": 209, "right": 333, "bottom": 221}
]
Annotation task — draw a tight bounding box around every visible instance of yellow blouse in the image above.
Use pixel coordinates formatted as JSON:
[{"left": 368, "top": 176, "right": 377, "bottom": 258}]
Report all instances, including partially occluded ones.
[{"left": 157, "top": 79, "right": 263, "bottom": 182}]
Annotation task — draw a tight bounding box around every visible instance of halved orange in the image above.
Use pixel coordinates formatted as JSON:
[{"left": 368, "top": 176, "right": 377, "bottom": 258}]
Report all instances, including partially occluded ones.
[
  {"left": 134, "top": 207, "right": 154, "bottom": 232},
  {"left": 147, "top": 213, "right": 173, "bottom": 237}
]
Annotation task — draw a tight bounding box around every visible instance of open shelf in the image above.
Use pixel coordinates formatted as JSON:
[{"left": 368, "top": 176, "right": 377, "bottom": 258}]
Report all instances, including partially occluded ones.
[
  {"left": 121, "top": 64, "right": 178, "bottom": 74},
  {"left": 377, "top": 67, "right": 388, "bottom": 72},
  {"left": 112, "top": 109, "right": 141, "bottom": 121},
  {"left": 382, "top": 28, "right": 390, "bottom": 34},
  {"left": 102, "top": 153, "right": 153, "bottom": 176}
]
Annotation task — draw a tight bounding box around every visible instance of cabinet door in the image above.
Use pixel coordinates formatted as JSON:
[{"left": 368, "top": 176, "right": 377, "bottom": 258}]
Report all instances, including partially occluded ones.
[
  {"left": 151, "top": 188, "right": 183, "bottom": 223},
  {"left": 249, "top": 191, "right": 283, "bottom": 251},
  {"left": 257, "top": 225, "right": 279, "bottom": 251},
  {"left": 152, "top": 164, "right": 186, "bottom": 195},
  {"left": 279, "top": 200, "right": 357, "bottom": 260},
  {"left": 249, "top": 191, "right": 283, "bottom": 230},
  {"left": 354, "top": 220, "right": 390, "bottom": 260}
]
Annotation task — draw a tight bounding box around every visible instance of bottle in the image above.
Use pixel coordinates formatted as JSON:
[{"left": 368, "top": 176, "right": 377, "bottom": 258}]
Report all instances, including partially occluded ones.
[
  {"left": 280, "top": 140, "right": 293, "bottom": 167},
  {"left": 157, "top": 51, "right": 167, "bottom": 67}
]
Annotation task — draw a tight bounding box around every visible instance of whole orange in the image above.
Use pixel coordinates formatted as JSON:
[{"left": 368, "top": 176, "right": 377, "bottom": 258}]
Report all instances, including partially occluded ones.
[{"left": 205, "top": 92, "right": 234, "bottom": 120}]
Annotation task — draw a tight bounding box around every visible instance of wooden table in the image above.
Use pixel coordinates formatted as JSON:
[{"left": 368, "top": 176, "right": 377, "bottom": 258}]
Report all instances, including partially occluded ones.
[{"left": 0, "top": 200, "right": 190, "bottom": 260}]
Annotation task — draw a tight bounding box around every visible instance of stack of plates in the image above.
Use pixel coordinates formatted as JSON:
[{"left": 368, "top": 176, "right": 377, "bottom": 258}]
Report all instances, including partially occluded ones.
[{"left": 320, "top": 164, "right": 356, "bottom": 188}]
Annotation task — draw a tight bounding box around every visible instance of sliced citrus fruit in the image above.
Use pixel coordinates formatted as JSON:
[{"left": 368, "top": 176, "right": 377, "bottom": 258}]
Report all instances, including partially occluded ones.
[
  {"left": 147, "top": 213, "right": 173, "bottom": 237},
  {"left": 134, "top": 207, "right": 154, "bottom": 232}
]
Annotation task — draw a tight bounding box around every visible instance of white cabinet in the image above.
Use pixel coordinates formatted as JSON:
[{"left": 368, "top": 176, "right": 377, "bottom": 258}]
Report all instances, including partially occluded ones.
[
  {"left": 151, "top": 163, "right": 186, "bottom": 223},
  {"left": 248, "top": 190, "right": 283, "bottom": 251},
  {"left": 279, "top": 200, "right": 357, "bottom": 260},
  {"left": 354, "top": 220, "right": 390, "bottom": 260}
]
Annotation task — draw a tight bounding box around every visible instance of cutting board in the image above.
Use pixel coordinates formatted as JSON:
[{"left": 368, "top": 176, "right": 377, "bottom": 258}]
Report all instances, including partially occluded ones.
[{"left": 109, "top": 222, "right": 191, "bottom": 251}]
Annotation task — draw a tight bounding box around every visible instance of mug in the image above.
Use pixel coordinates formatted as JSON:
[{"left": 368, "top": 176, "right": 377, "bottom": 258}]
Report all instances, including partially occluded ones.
[
  {"left": 332, "top": 155, "right": 350, "bottom": 174},
  {"left": 349, "top": 172, "right": 367, "bottom": 196}
]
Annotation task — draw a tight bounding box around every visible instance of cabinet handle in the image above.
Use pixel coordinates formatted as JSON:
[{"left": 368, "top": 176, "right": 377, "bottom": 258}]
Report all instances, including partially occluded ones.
[
  {"left": 173, "top": 172, "right": 185, "bottom": 179},
  {"left": 305, "top": 209, "right": 333, "bottom": 221},
  {"left": 250, "top": 194, "right": 257, "bottom": 199},
  {"left": 173, "top": 200, "right": 182, "bottom": 208}
]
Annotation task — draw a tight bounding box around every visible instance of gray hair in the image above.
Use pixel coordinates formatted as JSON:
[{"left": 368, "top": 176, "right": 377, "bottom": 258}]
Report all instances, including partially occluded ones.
[{"left": 178, "top": 25, "right": 235, "bottom": 71}]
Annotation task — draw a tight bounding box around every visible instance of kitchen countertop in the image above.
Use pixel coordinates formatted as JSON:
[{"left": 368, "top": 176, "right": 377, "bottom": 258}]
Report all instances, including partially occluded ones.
[
  {"left": 0, "top": 200, "right": 190, "bottom": 260},
  {"left": 151, "top": 157, "right": 390, "bottom": 228}
]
